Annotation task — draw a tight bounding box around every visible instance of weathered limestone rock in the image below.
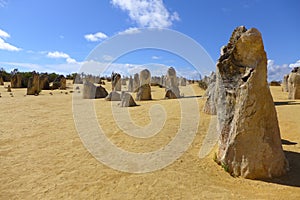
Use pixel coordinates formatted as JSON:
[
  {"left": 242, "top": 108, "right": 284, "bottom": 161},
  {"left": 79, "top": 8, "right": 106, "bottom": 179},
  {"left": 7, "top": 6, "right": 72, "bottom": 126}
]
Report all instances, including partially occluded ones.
[
  {"left": 7, "top": 85, "right": 11, "bottom": 92},
  {"left": 111, "top": 72, "right": 121, "bottom": 91},
  {"left": 83, "top": 80, "right": 108, "bottom": 99},
  {"left": 136, "top": 84, "right": 152, "bottom": 100},
  {"left": 0, "top": 76, "right": 3, "bottom": 85},
  {"left": 105, "top": 91, "right": 121, "bottom": 101},
  {"left": 128, "top": 76, "right": 133, "bottom": 92},
  {"left": 60, "top": 76, "right": 66, "bottom": 90},
  {"left": 150, "top": 76, "right": 163, "bottom": 87},
  {"left": 179, "top": 77, "right": 187, "bottom": 86},
  {"left": 215, "top": 26, "right": 288, "bottom": 179},
  {"left": 282, "top": 74, "right": 289, "bottom": 92},
  {"left": 27, "top": 72, "right": 40, "bottom": 95},
  {"left": 165, "top": 89, "right": 177, "bottom": 99},
  {"left": 133, "top": 73, "right": 140, "bottom": 92},
  {"left": 165, "top": 67, "right": 180, "bottom": 98},
  {"left": 140, "top": 69, "right": 151, "bottom": 86},
  {"left": 288, "top": 67, "right": 300, "bottom": 99},
  {"left": 203, "top": 72, "right": 217, "bottom": 115},
  {"left": 160, "top": 75, "right": 166, "bottom": 88},
  {"left": 136, "top": 69, "right": 152, "bottom": 100},
  {"left": 11, "top": 74, "right": 23, "bottom": 88},
  {"left": 52, "top": 75, "right": 66, "bottom": 90},
  {"left": 121, "top": 78, "right": 127, "bottom": 85},
  {"left": 39, "top": 74, "right": 50, "bottom": 90},
  {"left": 120, "top": 92, "right": 137, "bottom": 107}
]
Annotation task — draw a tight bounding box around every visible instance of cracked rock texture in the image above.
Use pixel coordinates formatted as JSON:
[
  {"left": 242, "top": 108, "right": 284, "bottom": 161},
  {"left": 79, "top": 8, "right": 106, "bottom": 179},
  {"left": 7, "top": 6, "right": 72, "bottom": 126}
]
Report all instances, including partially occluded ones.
[{"left": 216, "top": 26, "right": 288, "bottom": 179}]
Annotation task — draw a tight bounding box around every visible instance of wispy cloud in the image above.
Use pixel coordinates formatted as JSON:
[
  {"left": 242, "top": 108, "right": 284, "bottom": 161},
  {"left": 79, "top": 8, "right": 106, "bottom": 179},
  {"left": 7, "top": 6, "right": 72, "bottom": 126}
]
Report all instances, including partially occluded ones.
[
  {"left": 289, "top": 60, "right": 300, "bottom": 69},
  {"left": 151, "top": 56, "right": 161, "bottom": 60},
  {"left": 0, "top": 29, "right": 10, "bottom": 38},
  {"left": 0, "top": 29, "right": 22, "bottom": 51},
  {"left": 102, "top": 55, "right": 114, "bottom": 61},
  {"left": 0, "top": 0, "right": 7, "bottom": 8},
  {"left": 118, "top": 27, "right": 141, "bottom": 35},
  {"left": 47, "top": 51, "right": 77, "bottom": 64},
  {"left": 267, "top": 59, "right": 294, "bottom": 81},
  {"left": 84, "top": 32, "right": 108, "bottom": 42},
  {"left": 111, "top": 0, "right": 180, "bottom": 28}
]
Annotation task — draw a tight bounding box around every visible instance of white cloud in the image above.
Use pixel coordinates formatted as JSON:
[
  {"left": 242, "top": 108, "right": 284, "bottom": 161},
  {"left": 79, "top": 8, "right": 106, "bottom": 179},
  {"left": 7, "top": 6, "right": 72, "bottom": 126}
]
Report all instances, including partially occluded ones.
[
  {"left": 102, "top": 55, "right": 114, "bottom": 61},
  {"left": 47, "top": 51, "right": 77, "bottom": 64},
  {"left": 0, "top": 29, "right": 21, "bottom": 51},
  {"left": 66, "top": 57, "right": 77, "bottom": 64},
  {"left": 0, "top": 38, "right": 21, "bottom": 51},
  {"left": 84, "top": 32, "right": 108, "bottom": 42},
  {"left": 289, "top": 60, "right": 300, "bottom": 69},
  {"left": 111, "top": 0, "right": 180, "bottom": 28},
  {"left": 118, "top": 27, "right": 141, "bottom": 35},
  {"left": 0, "top": 29, "right": 10, "bottom": 38},
  {"left": 267, "top": 59, "right": 292, "bottom": 81},
  {"left": 151, "top": 56, "right": 161, "bottom": 60},
  {"left": 47, "top": 51, "right": 69, "bottom": 59}
]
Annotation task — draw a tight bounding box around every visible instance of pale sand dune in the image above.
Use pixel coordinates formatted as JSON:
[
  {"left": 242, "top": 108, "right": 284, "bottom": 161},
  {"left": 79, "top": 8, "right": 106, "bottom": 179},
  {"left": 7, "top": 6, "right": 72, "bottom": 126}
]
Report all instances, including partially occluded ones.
[{"left": 0, "top": 81, "right": 300, "bottom": 199}]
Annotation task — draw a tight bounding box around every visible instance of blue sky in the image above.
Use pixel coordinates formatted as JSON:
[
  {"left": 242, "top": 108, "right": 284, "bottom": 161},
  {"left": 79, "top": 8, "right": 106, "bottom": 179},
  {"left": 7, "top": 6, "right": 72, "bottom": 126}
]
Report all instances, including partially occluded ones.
[{"left": 0, "top": 0, "right": 299, "bottom": 80}]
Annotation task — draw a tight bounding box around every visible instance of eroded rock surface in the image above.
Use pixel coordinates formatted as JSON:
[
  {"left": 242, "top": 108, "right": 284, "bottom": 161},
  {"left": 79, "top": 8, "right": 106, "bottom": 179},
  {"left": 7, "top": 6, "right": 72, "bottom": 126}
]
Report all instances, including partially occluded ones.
[
  {"left": 83, "top": 80, "right": 108, "bottom": 99},
  {"left": 203, "top": 72, "right": 217, "bottom": 115},
  {"left": 120, "top": 92, "right": 137, "bottom": 107},
  {"left": 165, "top": 67, "right": 180, "bottom": 98},
  {"left": 215, "top": 26, "right": 288, "bottom": 179},
  {"left": 288, "top": 67, "right": 300, "bottom": 99},
  {"left": 111, "top": 72, "right": 121, "bottom": 91},
  {"left": 27, "top": 72, "right": 40, "bottom": 95},
  {"left": 136, "top": 69, "right": 152, "bottom": 100}
]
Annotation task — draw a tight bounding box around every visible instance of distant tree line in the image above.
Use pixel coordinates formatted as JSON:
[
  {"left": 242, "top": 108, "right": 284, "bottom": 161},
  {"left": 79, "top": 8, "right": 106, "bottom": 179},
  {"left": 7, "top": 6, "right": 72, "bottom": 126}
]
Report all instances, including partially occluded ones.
[{"left": 0, "top": 68, "right": 79, "bottom": 82}]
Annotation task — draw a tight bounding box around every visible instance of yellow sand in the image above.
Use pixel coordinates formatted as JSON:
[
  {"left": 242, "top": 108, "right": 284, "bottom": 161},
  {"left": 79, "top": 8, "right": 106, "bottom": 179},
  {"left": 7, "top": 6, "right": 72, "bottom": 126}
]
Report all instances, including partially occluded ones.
[{"left": 0, "top": 81, "right": 300, "bottom": 199}]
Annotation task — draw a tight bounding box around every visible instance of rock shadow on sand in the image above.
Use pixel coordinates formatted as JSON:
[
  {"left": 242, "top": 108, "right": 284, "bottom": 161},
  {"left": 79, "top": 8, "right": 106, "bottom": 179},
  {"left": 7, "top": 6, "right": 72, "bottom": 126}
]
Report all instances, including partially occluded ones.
[
  {"left": 274, "top": 101, "right": 300, "bottom": 106},
  {"left": 260, "top": 150, "right": 300, "bottom": 187},
  {"left": 281, "top": 139, "right": 297, "bottom": 145}
]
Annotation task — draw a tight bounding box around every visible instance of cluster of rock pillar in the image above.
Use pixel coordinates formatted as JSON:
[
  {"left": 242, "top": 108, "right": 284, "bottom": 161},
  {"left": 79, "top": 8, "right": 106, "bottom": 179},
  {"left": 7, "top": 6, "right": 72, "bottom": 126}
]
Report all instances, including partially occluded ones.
[{"left": 282, "top": 67, "right": 300, "bottom": 99}]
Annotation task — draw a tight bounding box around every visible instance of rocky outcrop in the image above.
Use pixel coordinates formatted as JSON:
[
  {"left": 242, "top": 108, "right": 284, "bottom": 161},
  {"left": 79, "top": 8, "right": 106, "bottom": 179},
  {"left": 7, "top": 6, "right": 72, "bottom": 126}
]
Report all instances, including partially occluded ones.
[
  {"left": 160, "top": 75, "right": 166, "bottom": 88},
  {"left": 60, "top": 76, "right": 66, "bottom": 90},
  {"left": 128, "top": 76, "right": 133, "bottom": 92},
  {"left": 121, "top": 78, "right": 127, "bottom": 85},
  {"left": 0, "top": 76, "right": 3, "bottom": 85},
  {"left": 120, "top": 92, "right": 137, "bottom": 107},
  {"left": 105, "top": 91, "right": 121, "bottom": 101},
  {"left": 83, "top": 80, "right": 108, "bottom": 99},
  {"left": 133, "top": 73, "right": 140, "bottom": 92},
  {"left": 165, "top": 89, "right": 177, "bottom": 99},
  {"left": 136, "top": 69, "right": 152, "bottom": 101},
  {"left": 111, "top": 72, "right": 121, "bottom": 91},
  {"left": 52, "top": 75, "right": 66, "bottom": 90},
  {"left": 27, "top": 72, "right": 40, "bottom": 95},
  {"left": 179, "top": 77, "right": 187, "bottom": 86},
  {"left": 7, "top": 85, "right": 11, "bottom": 92},
  {"left": 282, "top": 74, "right": 289, "bottom": 92},
  {"left": 39, "top": 74, "right": 50, "bottom": 90},
  {"left": 288, "top": 67, "right": 300, "bottom": 99},
  {"left": 136, "top": 84, "right": 152, "bottom": 101},
  {"left": 203, "top": 72, "right": 217, "bottom": 115},
  {"left": 11, "top": 74, "right": 23, "bottom": 88},
  {"left": 215, "top": 26, "right": 288, "bottom": 179},
  {"left": 165, "top": 67, "right": 180, "bottom": 98}
]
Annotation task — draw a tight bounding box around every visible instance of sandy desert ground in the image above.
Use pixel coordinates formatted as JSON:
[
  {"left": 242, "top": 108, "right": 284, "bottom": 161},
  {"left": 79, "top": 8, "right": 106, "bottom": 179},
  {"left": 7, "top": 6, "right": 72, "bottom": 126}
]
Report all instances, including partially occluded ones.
[{"left": 1, "top": 80, "right": 300, "bottom": 199}]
